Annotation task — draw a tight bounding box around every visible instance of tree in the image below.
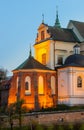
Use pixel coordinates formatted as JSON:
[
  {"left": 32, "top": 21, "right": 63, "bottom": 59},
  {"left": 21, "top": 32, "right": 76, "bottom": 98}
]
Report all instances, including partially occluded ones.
[
  {"left": 6, "top": 104, "right": 15, "bottom": 130},
  {"left": 0, "top": 68, "right": 9, "bottom": 109},
  {"left": 6, "top": 99, "right": 26, "bottom": 130},
  {"left": 14, "top": 99, "right": 24, "bottom": 129},
  {"left": 0, "top": 68, "right": 7, "bottom": 83}
]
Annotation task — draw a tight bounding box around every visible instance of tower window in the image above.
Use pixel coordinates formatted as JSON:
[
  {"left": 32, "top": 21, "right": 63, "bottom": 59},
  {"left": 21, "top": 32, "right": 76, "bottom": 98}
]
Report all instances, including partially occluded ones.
[
  {"left": 42, "top": 53, "right": 46, "bottom": 65},
  {"left": 41, "top": 31, "right": 45, "bottom": 40},
  {"left": 77, "top": 76, "right": 82, "bottom": 88}
]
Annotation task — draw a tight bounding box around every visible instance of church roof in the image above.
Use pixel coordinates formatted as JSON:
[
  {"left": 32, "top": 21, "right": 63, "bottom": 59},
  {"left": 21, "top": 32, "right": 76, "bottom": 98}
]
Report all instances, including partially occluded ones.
[
  {"left": 70, "top": 20, "right": 84, "bottom": 39},
  {"left": 56, "top": 54, "right": 84, "bottom": 70},
  {"left": 64, "top": 54, "right": 84, "bottom": 67},
  {"left": 14, "top": 55, "right": 52, "bottom": 71},
  {"left": 48, "top": 26, "right": 79, "bottom": 42}
]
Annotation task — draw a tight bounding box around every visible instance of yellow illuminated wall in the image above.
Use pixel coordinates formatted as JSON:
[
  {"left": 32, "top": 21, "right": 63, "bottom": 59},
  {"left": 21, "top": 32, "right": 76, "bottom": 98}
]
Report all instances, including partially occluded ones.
[
  {"left": 34, "top": 23, "right": 51, "bottom": 66},
  {"left": 34, "top": 40, "right": 51, "bottom": 66}
]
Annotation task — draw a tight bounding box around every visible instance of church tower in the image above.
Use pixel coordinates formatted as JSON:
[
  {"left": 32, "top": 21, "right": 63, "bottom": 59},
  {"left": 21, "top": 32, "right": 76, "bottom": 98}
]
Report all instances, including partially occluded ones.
[{"left": 34, "top": 10, "right": 77, "bottom": 70}]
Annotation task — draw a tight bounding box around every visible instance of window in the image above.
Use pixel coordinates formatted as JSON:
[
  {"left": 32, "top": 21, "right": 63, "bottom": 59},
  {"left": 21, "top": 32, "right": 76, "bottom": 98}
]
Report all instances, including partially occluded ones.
[
  {"left": 25, "top": 82, "right": 29, "bottom": 90},
  {"left": 77, "top": 76, "right": 82, "bottom": 88},
  {"left": 58, "top": 56, "right": 63, "bottom": 65},
  {"left": 38, "top": 76, "right": 44, "bottom": 94},
  {"left": 42, "top": 53, "right": 46, "bottom": 65},
  {"left": 25, "top": 76, "right": 31, "bottom": 95},
  {"left": 51, "top": 76, "right": 55, "bottom": 95},
  {"left": 41, "top": 31, "right": 45, "bottom": 40}
]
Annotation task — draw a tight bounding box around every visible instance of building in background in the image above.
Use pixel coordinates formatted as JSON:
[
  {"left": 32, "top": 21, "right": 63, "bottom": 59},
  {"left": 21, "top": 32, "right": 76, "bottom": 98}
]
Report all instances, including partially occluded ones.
[{"left": 8, "top": 12, "right": 84, "bottom": 109}]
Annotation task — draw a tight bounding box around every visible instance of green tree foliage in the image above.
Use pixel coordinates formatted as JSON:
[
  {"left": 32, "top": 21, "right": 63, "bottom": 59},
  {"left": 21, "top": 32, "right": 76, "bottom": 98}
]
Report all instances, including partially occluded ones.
[
  {"left": 79, "top": 124, "right": 84, "bottom": 130},
  {"left": 0, "top": 68, "right": 7, "bottom": 83},
  {"left": 14, "top": 99, "right": 25, "bottom": 130},
  {"left": 6, "top": 99, "right": 25, "bottom": 130},
  {"left": 6, "top": 104, "right": 15, "bottom": 130}
]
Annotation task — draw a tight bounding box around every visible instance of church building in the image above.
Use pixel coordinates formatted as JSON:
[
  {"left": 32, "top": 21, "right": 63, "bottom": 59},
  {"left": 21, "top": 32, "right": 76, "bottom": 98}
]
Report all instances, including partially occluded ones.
[{"left": 8, "top": 11, "right": 84, "bottom": 110}]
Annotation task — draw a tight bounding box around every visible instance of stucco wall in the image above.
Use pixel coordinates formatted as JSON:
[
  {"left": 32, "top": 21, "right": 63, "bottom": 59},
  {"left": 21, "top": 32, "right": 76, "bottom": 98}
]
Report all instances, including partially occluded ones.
[{"left": 58, "top": 67, "right": 84, "bottom": 105}]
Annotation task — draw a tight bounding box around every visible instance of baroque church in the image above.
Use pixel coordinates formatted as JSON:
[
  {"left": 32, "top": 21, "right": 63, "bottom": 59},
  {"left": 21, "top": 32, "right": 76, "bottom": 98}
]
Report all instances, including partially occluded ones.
[{"left": 8, "top": 11, "right": 84, "bottom": 110}]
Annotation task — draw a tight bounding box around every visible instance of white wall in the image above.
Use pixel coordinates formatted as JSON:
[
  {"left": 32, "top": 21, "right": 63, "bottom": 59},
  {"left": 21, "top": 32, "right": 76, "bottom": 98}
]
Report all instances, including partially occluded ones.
[
  {"left": 54, "top": 41, "right": 75, "bottom": 66},
  {"left": 58, "top": 67, "right": 84, "bottom": 106}
]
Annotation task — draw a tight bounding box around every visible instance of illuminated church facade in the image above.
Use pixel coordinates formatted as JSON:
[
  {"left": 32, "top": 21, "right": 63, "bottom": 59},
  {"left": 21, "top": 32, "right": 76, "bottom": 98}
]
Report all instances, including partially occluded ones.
[{"left": 8, "top": 12, "right": 84, "bottom": 110}]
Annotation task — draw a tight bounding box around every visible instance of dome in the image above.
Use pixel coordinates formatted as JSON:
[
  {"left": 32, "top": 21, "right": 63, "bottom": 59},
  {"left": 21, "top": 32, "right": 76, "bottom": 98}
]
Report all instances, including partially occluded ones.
[{"left": 64, "top": 54, "right": 84, "bottom": 66}]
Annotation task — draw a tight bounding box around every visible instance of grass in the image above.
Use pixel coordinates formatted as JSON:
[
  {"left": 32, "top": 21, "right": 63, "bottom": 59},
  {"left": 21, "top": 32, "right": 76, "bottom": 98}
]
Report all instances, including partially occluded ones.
[
  {"left": 33, "top": 104, "right": 84, "bottom": 113},
  {"left": 1, "top": 123, "right": 84, "bottom": 130}
]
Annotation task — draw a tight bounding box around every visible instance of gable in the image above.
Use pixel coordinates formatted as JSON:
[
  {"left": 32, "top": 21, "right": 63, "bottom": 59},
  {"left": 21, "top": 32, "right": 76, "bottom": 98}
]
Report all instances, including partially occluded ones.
[{"left": 35, "top": 23, "right": 50, "bottom": 43}]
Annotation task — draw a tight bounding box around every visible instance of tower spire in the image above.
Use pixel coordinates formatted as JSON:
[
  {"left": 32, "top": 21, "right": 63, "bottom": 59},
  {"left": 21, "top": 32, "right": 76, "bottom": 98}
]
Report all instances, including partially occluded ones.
[
  {"left": 54, "top": 6, "right": 61, "bottom": 28},
  {"left": 42, "top": 14, "right": 44, "bottom": 23},
  {"left": 29, "top": 44, "right": 32, "bottom": 57}
]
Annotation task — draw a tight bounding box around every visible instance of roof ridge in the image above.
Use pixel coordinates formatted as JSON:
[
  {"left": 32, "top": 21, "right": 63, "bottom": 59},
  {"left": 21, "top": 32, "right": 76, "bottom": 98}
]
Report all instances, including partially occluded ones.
[{"left": 70, "top": 20, "right": 84, "bottom": 24}]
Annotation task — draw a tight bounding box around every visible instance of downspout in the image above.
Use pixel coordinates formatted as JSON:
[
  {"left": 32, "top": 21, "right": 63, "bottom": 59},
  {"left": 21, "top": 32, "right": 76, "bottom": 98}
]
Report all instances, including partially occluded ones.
[{"left": 53, "top": 40, "right": 55, "bottom": 69}]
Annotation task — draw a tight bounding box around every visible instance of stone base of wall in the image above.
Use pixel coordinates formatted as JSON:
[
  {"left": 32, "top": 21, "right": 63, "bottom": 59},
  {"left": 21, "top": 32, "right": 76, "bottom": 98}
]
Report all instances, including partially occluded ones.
[{"left": 1, "top": 110, "right": 84, "bottom": 127}]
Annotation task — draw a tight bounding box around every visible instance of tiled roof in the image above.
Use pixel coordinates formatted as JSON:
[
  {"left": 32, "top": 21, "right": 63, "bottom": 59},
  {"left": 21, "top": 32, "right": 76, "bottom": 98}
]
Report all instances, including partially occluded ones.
[
  {"left": 47, "top": 26, "right": 79, "bottom": 42},
  {"left": 56, "top": 53, "right": 84, "bottom": 69},
  {"left": 71, "top": 20, "right": 84, "bottom": 38},
  {"left": 14, "top": 55, "right": 52, "bottom": 70}
]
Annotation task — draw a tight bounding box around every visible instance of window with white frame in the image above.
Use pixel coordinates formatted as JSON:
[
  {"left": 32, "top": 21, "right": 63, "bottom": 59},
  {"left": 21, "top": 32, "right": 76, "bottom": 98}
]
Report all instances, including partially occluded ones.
[
  {"left": 25, "top": 76, "right": 31, "bottom": 95},
  {"left": 77, "top": 76, "right": 82, "bottom": 88}
]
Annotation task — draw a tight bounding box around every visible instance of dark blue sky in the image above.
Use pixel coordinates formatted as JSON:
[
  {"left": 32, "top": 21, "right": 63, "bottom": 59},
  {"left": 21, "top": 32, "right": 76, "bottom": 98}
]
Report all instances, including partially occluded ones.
[{"left": 0, "top": 0, "right": 84, "bottom": 75}]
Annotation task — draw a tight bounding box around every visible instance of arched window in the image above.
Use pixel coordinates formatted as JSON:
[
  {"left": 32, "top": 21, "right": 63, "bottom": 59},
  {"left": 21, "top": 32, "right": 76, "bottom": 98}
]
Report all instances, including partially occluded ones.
[
  {"left": 77, "top": 76, "right": 82, "bottom": 88},
  {"left": 25, "top": 76, "right": 31, "bottom": 95},
  {"left": 42, "top": 53, "right": 46, "bottom": 65},
  {"left": 41, "top": 31, "right": 45, "bottom": 40},
  {"left": 51, "top": 76, "right": 55, "bottom": 94},
  {"left": 25, "top": 82, "right": 29, "bottom": 90},
  {"left": 38, "top": 76, "right": 44, "bottom": 94}
]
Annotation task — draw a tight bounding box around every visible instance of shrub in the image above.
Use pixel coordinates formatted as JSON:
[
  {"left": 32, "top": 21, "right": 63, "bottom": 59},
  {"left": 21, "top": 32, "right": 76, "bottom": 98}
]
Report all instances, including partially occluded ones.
[
  {"left": 79, "top": 124, "right": 84, "bottom": 130},
  {"left": 58, "top": 125, "right": 64, "bottom": 130},
  {"left": 47, "top": 125, "right": 54, "bottom": 130},
  {"left": 68, "top": 123, "right": 74, "bottom": 130},
  {"left": 35, "top": 124, "right": 44, "bottom": 130}
]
